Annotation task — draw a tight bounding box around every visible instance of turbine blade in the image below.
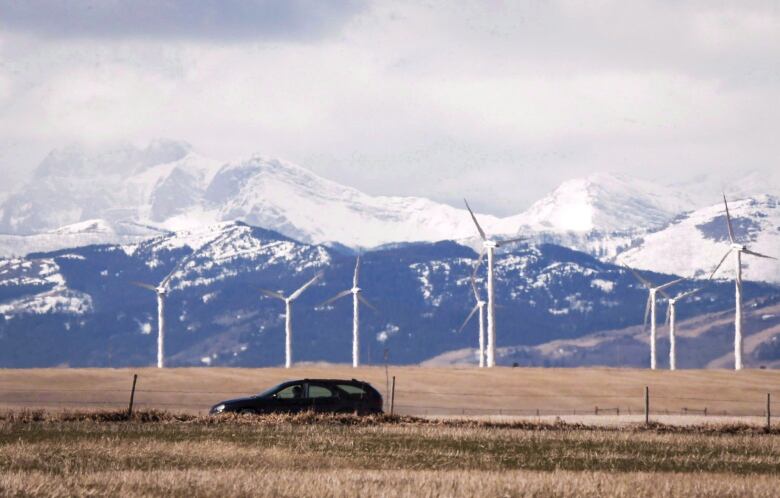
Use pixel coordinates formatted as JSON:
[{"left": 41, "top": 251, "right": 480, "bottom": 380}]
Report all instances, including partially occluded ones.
[
  {"left": 656, "top": 278, "right": 683, "bottom": 292},
  {"left": 288, "top": 272, "right": 323, "bottom": 301},
  {"left": 625, "top": 265, "right": 652, "bottom": 288},
  {"left": 469, "top": 275, "right": 481, "bottom": 302},
  {"left": 722, "top": 193, "right": 736, "bottom": 243},
  {"left": 471, "top": 247, "right": 486, "bottom": 281},
  {"left": 658, "top": 288, "right": 671, "bottom": 300},
  {"left": 665, "top": 303, "right": 671, "bottom": 326},
  {"left": 458, "top": 304, "right": 480, "bottom": 333},
  {"left": 677, "top": 288, "right": 701, "bottom": 300},
  {"left": 708, "top": 249, "right": 733, "bottom": 280},
  {"left": 353, "top": 256, "right": 361, "bottom": 288},
  {"left": 463, "top": 199, "right": 487, "bottom": 241},
  {"left": 259, "top": 289, "right": 286, "bottom": 300},
  {"left": 358, "top": 294, "right": 378, "bottom": 312},
  {"left": 131, "top": 281, "right": 158, "bottom": 292},
  {"left": 643, "top": 295, "right": 651, "bottom": 332},
  {"left": 743, "top": 248, "right": 777, "bottom": 260},
  {"left": 319, "top": 289, "right": 352, "bottom": 307},
  {"left": 496, "top": 236, "right": 525, "bottom": 247}
]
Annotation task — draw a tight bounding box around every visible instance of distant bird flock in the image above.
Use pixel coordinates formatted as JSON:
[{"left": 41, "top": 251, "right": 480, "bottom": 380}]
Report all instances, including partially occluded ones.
[{"left": 134, "top": 194, "right": 774, "bottom": 370}]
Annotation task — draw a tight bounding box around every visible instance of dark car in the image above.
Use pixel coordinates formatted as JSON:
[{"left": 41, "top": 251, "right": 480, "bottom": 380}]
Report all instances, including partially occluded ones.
[{"left": 209, "top": 378, "right": 383, "bottom": 415}]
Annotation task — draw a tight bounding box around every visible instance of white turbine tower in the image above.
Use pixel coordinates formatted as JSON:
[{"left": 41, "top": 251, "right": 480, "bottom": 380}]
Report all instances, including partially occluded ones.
[
  {"left": 458, "top": 273, "right": 486, "bottom": 368},
  {"left": 320, "top": 257, "right": 377, "bottom": 368},
  {"left": 131, "top": 233, "right": 231, "bottom": 368},
  {"left": 259, "top": 272, "right": 322, "bottom": 369},
  {"left": 132, "top": 266, "right": 184, "bottom": 369},
  {"left": 464, "top": 199, "right": 524, "bottom": 368},
  {"left": 710, "top": 194, "right": 777, "bottom": 370},
  {"left": 660, "top": 288, "right": 700, "bottom": 371},
  {"left": 626, "top": 266, "right": 682, "bottom": 370}
]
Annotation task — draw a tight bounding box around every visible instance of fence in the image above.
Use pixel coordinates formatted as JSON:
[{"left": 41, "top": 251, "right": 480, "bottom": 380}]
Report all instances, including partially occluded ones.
[{"left": 0, "top": 374, "right": 776, "bottom": 428}]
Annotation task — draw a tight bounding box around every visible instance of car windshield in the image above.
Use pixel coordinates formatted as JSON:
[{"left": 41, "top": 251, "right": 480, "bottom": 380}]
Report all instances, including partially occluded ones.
[{"left": 255, "top": 383, "right": 289, "bottom": 398}]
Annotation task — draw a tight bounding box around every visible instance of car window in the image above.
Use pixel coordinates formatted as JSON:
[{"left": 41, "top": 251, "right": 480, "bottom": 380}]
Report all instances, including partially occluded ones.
[
  {"left": 275, "top": 384, "right": 304, "bottom": 399},
  {"left": 337, "top": 384, "right": 366, "bottom": 396},
  {"left": 307, "top": 385, "right": 334, "bottom": 399}
]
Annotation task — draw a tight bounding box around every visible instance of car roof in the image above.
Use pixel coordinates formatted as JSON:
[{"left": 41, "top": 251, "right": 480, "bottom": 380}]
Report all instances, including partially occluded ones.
[{"left": 301, "top": 378, "right": 368, "bottom": 384}]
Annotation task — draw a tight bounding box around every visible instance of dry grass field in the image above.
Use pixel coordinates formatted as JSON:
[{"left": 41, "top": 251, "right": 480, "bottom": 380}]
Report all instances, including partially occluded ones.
[
  {"left": 2, "top": 368, "right": 780, "bottom": 496},
  {"left": 1, "top": 366, "right": 778, "bottom": 420},
  {"left": 1, "top": 411, "right": 780, "bottom": 497}
]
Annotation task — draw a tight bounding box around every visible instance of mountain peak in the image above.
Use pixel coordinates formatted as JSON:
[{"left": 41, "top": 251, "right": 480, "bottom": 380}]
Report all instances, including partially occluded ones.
[{"left": 510, "top": 171, "right": 695, "bottom": 234}]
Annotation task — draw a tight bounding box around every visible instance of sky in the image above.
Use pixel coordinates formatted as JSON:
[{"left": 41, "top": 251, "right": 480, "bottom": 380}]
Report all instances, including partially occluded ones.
[{"left": 0, "top": 0, "right": 778, "bottom": 215}]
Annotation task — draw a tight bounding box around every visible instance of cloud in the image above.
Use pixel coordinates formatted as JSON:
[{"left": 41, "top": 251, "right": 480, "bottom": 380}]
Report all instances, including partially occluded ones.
[
  {"left": 0, "top": 1, "right": 778, "bottom": 214},
  {"left": 0, "top": 0, "right": 362, "bottom": 41}
]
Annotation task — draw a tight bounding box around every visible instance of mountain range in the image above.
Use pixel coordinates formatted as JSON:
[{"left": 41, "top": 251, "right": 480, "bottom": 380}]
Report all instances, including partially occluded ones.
[
  {"left": 0, "top": 139, "right": 778, "bottom": 367},
  {"left": 0, "top": 221, "right": 776, "bottom": 368}
]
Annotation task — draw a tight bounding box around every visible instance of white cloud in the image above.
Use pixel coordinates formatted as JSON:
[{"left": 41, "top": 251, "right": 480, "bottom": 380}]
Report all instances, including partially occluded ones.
[{"left": 0, "top": 1, "right": 778, "bottom": 214}]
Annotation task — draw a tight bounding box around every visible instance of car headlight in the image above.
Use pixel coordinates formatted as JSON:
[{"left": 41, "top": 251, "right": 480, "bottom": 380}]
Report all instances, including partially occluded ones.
[{"left": 212, "top": 404, "right": 225, "bottom": 414}]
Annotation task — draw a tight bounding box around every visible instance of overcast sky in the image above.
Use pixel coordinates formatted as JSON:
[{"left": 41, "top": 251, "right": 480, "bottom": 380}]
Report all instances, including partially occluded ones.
[{"left": 0, "top": 0, "right": 778, "bottom": 214}]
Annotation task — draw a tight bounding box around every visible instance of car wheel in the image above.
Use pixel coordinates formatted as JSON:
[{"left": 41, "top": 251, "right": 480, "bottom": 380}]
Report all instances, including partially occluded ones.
[{"left": 239, "top": 408, "right": 256, "bottom": 415}]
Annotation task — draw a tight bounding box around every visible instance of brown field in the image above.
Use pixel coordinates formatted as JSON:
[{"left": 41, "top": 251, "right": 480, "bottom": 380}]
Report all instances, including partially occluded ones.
[
  {"left": 1, "top": 411, "right": 780, "bottom": 497},
  {"left": 1, "top": 366, "right": 778, "bottom": 420},
  {"left": 2, "top": 367, "right": 780, "bottom": 496}
]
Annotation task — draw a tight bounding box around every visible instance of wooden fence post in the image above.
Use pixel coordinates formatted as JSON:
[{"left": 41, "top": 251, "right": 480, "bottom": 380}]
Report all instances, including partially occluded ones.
[
  {"left": 390, "top": 376, "right": 396, "bottom": 416},
  {"left": 767, "top": 393, "right": 771, "bottom": 431},
  {"left": 128, "top": 374, "right": 138, "bottom": 418},
  {"left": 644, "top": 386, "right": 650, "bottom": 426}
]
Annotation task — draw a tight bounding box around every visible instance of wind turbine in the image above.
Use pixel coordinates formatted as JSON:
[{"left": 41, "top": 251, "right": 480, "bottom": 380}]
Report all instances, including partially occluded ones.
[
  {"left": 464, "top": 199, "right": 524, "bottom": 368},
  {"left": 710, "top": 194, "right": 777, "bottom": 370},
  {"left": 259, "top": 272, "right": 323, "bottom": 369},
  {"left": 320, "top": 257, "right": 377, "bottom": 368},
  {"left": 458, "top": 272, "right": 486, "bottom": 368},
  {"left": 660, "top": 287, "right": 700, "bottom": 371},
  {"left": 132, "top": 262, "right": 188, "bottom": 368},
  {"left": 626, "top": 266, "right": 682, "bottom": 370}
]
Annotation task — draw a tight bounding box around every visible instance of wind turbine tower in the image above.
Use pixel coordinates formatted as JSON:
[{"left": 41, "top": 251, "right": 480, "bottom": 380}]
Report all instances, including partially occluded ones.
[
  {"left": 626, "top": 266, "right": 682, "bottom": 370},
  {"left": 133, "top": 263, "right": 189, "bottom": 368},
  {"left": 260, "top": 272, "right": 322, "bottom": 369},
  {"left": 710, "top": 194, "right": 776, "bottom": 370},
  {"left": 660, "top": 288, "right": 700, "bottom": 371},
  {"left": 464, "top": 199, "right": 524, "bottom": 368},
  {"left": 458, "top": 273, "right": 486, "bottom": 368},
  {"left": 320, "top": 257, "right": 377, "bottom": 368}
]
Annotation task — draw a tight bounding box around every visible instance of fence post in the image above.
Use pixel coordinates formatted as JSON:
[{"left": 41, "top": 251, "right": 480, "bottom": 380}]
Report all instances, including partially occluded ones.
[
  {"left": 128, "top": 374, "right": 138, "bottom": 418},
  {"left": 644, "top": 386, "right": 650, "bottom": 426},
  {"left": 767, "top": 393, "right": 771, "bottom": 431},
  {"left": 390, "top": 376, "right": 396, "bottom": 416},
  {"left": 595, "top": 406, "right": 599, "bottom": 415}
]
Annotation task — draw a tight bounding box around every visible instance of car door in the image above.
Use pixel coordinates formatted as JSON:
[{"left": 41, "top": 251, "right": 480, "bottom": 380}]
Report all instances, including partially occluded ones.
[
  {"left": 270, "top": 382, "right": 306, "bottom": 413},
  {"left": 305, "top": 383, "right": 340, "bottom": 413}
]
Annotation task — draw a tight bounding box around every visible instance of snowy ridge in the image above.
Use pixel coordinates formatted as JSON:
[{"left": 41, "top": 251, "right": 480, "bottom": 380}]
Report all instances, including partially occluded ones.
[
  {"left": 616, "top": 195, "right": 780, "bottom": 284},
  {"left": 0, "top": 257, "right": 92, "bottom": 317},
  {"left": 499, "top": 172, "right": 696, "bottom": 233}
]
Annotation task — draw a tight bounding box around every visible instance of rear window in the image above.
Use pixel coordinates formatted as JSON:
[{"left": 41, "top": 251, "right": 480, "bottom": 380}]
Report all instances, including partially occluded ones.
[{"left": 337, "top": 384, "right": 366, "bottom": 396}]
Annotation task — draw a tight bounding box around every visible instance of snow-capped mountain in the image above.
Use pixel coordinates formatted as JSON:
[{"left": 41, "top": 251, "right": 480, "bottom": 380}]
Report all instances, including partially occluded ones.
[
  {"left": 0, "top": 219, "right": 160, "bottom": 257},
  {"left": 200, "top": 155, "right": 503, "bottom": 247},
  {"left": 617, "top": 195, "right": 780, "bottom": 285},
  {"left": 0, "top": 221, "right": 775, "bottom": 367},
  {"left": 501, "top": 172, "right": 696, "bottom": 234},
  {"left": 0, "top": 140, "right": 217, "bottom": 234},
  {"left": 0, "top": 141, "right": 504, "bottom": 250},
  {"left": 1, "top": 140, "right": 777, "bottom": 266}
]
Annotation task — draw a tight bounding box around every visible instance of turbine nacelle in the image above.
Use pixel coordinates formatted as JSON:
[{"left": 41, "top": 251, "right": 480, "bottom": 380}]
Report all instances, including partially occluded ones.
[
  {"left": 482, "top": 240, "right": 498, "bottom": 249},
  {"left": 351, "top": 287, "right": 361, "bottom": 294},
  {"left": 731, "top": 243, "right": 746, "bottom": 252}
]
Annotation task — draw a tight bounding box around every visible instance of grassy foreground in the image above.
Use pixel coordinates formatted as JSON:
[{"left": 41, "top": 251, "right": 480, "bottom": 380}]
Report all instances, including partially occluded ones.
[{"left": 1, "top": 411, "right": 780, "bottom": 497}]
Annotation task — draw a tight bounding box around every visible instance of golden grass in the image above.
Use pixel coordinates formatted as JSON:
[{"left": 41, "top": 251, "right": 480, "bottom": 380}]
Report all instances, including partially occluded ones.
[
  {"left": 2, "top": 412, "right": 780, "bottom": 497},
  {"left": 1, "top": 367, "right": 778, "bottom": 419},
  {"left": 3, "top": 469, "right": 780, "bottom": 498}
]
